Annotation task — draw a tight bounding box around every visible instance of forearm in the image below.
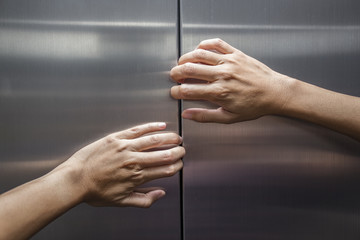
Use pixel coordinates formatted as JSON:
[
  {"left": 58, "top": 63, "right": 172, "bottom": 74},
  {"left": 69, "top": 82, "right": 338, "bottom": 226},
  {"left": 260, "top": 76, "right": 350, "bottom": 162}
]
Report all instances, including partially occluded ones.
[
  {"left": 0, "top": 163, "right": 85, "bottom": 240},
  {"left": 277, "top": 76, "right": 360, "bottom": 141}
]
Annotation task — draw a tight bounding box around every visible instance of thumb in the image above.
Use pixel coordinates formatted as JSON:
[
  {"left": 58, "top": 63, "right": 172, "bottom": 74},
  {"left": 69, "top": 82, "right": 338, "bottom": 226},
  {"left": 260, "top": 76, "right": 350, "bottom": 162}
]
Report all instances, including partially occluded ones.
[
  {"left": 182, "top": 108, "right": 238, "bottom": 123},
  {"left": 121, "top": 188, "right": 166, "bottom": 208}
]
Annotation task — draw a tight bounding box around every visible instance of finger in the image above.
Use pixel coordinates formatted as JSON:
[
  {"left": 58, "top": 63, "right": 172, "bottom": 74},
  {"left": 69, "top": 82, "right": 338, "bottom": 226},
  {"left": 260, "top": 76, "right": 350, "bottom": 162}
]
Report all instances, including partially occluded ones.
[
  {"left": 120, "top": 188, "right": 165, "bottom": 208},
  {"left": 170, "top": 62, "right": 219, "bottom": 83},
  {"left": 146, "top": 143, "right": 180, "bottom": 151},
  {"left": 196, "top": 38, "right": 236, "bottom": 54},
  {"left": 134, "top": 187, "right": 165, "bottom": 194},
  {"left": 171, "top": 84, "right": 217, "bottom": 101},
  {"left": 130, "top": 132, "right": 182, "bottom": 152},
  {"left": 179, "top": 49, "right": 223, "bottom": 66},
  {"left": 114, "top": 122, "right": 167, "bottom": 139},
  {"left": 182, "top": 107, "right": 239, "bottom": 123},
  {"left": 132, "top": 146, "right": 185, "bottom": 168},
  {"left": 142, "top": 160, "right": 183, "bottom": 182}
]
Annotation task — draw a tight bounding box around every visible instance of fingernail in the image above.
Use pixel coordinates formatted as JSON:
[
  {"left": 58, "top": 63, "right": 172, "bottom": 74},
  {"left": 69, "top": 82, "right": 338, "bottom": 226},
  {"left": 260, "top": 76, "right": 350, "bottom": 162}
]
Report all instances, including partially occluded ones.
[
  {"left": 182, "top": 112, "right": 192, "bottom": 119},
  {"left": 158, "top": 122, "right": 166, "bottom": 128}
]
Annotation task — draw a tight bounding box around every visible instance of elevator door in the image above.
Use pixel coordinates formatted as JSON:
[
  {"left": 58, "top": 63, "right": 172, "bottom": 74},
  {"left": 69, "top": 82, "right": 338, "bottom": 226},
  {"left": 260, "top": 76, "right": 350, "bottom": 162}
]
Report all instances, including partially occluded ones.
[
  {"left": 181, "top": 0, "right": 360, "bottom": 239},
  {"left": 0, "top": 1, "right": 180, "bottom": 239}
]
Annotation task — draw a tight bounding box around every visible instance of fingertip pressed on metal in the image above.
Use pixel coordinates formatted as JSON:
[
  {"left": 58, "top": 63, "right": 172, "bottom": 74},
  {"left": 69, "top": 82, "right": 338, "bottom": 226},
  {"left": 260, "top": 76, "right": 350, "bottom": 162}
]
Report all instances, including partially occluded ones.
[{"left": 158, "top": 122, "right": 166, "bottom": 129}]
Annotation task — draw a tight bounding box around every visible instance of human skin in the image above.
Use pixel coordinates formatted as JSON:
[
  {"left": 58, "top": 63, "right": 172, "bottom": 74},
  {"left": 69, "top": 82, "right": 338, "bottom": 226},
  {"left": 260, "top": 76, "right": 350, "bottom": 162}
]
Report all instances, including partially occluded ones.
[
  {"left": 0, "top": 122, "right": 185, "bottom": 240},
  {"left": 170, "top": 38, "right": 360, "bottom": 141}
]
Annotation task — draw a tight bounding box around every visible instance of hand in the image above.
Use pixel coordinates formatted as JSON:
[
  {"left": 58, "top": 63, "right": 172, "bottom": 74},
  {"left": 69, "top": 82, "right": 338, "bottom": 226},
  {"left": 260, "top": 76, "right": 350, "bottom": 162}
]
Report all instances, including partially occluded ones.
[
  {"left": 63, "top": 122, "right": 185, "bottom": 208},
  {"left": 170, "top": 38, "right": 293, "bottom": 123},
  {"left": 0, "top": 123, "right": 184, "bottom": 240}
]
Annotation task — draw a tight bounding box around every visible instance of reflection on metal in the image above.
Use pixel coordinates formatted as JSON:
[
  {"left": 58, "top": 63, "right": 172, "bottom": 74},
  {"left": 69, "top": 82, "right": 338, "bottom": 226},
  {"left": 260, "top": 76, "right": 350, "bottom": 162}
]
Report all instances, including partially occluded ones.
[
  {"left": 1, "top": 159, "right": 63, "bottom": 172},
  {"left": 0, "top": 87, "right": 171, "bottom": 98},
  {"left": 184, "top": 23, "right": 360, "bottom": 30},
  {"left": 1, "top": 19, "right": 175, "bottom": 28},
  {"left": 0, "top": 19, "right": 175, "bottom": 59},
  {"left": 0, "top": 28, "right": 101, "bottom": 59}
]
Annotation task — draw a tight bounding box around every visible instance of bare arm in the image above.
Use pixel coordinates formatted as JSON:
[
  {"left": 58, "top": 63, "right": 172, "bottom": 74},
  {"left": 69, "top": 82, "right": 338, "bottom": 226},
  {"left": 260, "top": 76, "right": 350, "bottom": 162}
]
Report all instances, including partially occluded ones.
[
  {"left": 0, "top": 122, "right": 185, "bottom": 240},
  {"left": 170, "top": 38, "right": 360, "bottom": 141},
  {"left": 279, "top": 79, "right": 360, "bottom": 141}
]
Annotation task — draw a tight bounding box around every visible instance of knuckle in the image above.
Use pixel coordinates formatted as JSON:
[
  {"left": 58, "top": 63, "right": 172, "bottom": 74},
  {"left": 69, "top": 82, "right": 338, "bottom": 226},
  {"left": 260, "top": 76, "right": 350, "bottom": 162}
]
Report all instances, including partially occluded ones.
[
  {"left": 216, "top": 68, "right": 232, "bottom": 80},
  {"left": 122, "top": 155, "right": 143, "bottom": 169},
  {"left": 181, "top": 62, "right": 196, "bottom": 75},
  {"left": 166, "top": 162, "right": 182, "bottom": 176},
  {"left": 127, "top": 161, "right": 143, "bottom": 172},
  {"left": 131, "top": 169, "right": 144, "bottom": 183},
  {"left": 199, "top": 112, "right": 209, "bottom": 123},
  {"left": 104, "top": 136, "right": 130, "bottom": 151},
  {"left": 179, "top": 85, "right": 191, "bottom": 98},
  {"left": 162, "top": 150, "right": 173, "bottom": 163},
  {"left": 233, "top": 51, "right": 246, "bottom": 62},
  {"left": 169, "top": 132, "right": 181, "bottom": 142},
  {"left": 211, "top": 84, "right": 230, "bottom": 100},
  {"left": 165, "top": 165, "right": 177, "bottom": 176},
  {"left": 129, "top": 127, "right": 141, "bottom": 136},
  {"left": 141, "top": 199, "right": 152, "bottom": 208},
  {"left": 115, "top": 139, "right": 131, "bottom": 151},
  {"left": 148, "top": 135, "right": 161, "bottom": 146},
  {"left": 216, "top": 58, "right": 226, "bottom": 65},
  {"left": 214, "top": 38, "right": 224, "bottom": 47},
  {"left": 180, "top": 85, "right": 196, "bottom": 99},
  {"left": 193, "top": 49, "right": 207, "bottom": 59},
  {"left": 105, "top": 134, "right": 117, "bottom": 144},
  {"left": 223, "top": 55, "right": 237, "bottom": 65}
]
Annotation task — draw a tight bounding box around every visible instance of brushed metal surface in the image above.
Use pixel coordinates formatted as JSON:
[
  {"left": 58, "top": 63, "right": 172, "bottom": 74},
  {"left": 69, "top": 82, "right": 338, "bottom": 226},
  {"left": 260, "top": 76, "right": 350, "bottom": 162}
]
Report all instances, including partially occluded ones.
[
  {"left": 0, "top": 0, "right": 179, "bottom": 239},
  {"left": 181, "top": 0, "right": 360, "bottom": 239}
]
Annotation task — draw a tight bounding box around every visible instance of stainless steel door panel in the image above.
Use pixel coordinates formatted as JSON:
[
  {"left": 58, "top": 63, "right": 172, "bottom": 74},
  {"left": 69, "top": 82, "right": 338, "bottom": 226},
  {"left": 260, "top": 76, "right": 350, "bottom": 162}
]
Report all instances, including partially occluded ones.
[
  {"left": 0, "top": 1, "right": 179, "bottom": 239},
  {"left": 181, "top": 0, "right": 360, "bottom": 239}
]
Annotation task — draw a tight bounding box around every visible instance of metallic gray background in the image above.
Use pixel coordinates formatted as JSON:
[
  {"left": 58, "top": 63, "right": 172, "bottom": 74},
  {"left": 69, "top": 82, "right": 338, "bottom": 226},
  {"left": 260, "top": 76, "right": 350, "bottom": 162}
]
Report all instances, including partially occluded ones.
[
  {"left": 181, "top": 0, "right": 360, "bottom": 239},
  {"left": 0, "top": 0, "right": 180, "bottom": 239},
  {"left": 1, "top": 0, "right": 360, "bottom": 239}
]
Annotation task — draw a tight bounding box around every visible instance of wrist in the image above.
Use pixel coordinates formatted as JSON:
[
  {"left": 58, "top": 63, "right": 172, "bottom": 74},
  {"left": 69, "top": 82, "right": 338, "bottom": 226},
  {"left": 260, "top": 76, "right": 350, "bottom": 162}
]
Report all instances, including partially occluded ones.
[
  {"left": 48, "top": 161, "right": 88, "bottom": 206},
  {"left": 268, "top": 72, "right": 298, "bottom": 116}
]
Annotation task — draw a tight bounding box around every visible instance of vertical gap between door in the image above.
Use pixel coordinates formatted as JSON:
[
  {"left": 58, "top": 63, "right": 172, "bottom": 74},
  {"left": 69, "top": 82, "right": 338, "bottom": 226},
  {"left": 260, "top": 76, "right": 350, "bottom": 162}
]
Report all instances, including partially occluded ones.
[{"left": 176, "top": 0, "right": 184, "bottom": 239}]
